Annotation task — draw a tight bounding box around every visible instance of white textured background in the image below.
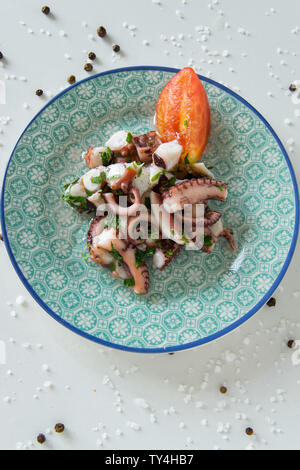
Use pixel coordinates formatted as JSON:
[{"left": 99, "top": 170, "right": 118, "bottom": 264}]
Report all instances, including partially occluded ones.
[{"left": 1, "top": 0, "right": 300, "bottom": 450}]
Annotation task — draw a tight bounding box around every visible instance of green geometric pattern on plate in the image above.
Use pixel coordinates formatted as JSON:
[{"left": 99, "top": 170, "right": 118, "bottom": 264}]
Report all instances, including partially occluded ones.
[{"left": 3, "top": 69, "right": 296, "bottom": 350}]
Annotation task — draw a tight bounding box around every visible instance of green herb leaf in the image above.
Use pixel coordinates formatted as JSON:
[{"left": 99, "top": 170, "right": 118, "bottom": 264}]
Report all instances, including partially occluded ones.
[
  {"left": 62, "top": 194, "right": 88, "bottom": 211},
  {"left": 109, "top": 263, "right": 116, "bottom": 272},
  {"left": 182, "top": 232, "right": 190, "bottom": 245},
  {"left": 101, "top": 147, "right": 113, "bottom": 167},
  {"left": 204, "top": 235, "right": 213, "bottom": 248},
  {"left": 184, "top": 154, "right": 190, "bottom": 165},
  {"left": 111, "top": 243, "right": 123, "bottom": 261},
  {"left": 135, "top": 246, "right": 156, "bottom": 268},
  {"left": 151, "top": 170, "right": 164, "bottom": 182},
  {"left": 85, "top": 189, "right": 94, "bottom": 197},
  {"left": 144, "top": 197, "right": 151, "bottom": 210},
  {"left": 214, "top": 184, "right": 223, "bottom": 192},
  {"left": 124, "top": 277, "right": 135, "bottom": 287},
  {"left": 104, "top": 213, "right": 120, "bottom": 230},
  {"left": 91, "top": 171, "right": 106, "bottom": 185},
  {"left": 81, "top": 251, "right": 91, "bottom": 260},
  {"left": 184, "top": 119, "right": 188, "bottom": 127},
  {"left": 126, "top": 132, "right": 133, "bottom": 144},
  {"left": 165, "top": 250, "right": 173, "bottom": 257},
  {"left": 163, "top": 176, "right": 177, "bottom": 190},
  {"left": 63, "top": 178, "right": 79, "bottom": 191}
]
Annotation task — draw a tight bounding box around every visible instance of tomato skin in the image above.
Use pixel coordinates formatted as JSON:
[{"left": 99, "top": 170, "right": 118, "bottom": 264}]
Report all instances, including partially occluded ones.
[{"left": 156, "top": 67, "right": 210, "bottom": 163}]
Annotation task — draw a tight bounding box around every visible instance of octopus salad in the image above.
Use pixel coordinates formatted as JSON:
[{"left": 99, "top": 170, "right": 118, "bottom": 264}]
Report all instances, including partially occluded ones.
[{"left": 62, "top": 68, "right": 235, "bottom": 294}]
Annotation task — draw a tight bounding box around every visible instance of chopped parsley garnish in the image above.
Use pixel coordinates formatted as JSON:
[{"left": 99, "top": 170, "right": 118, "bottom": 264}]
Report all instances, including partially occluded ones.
[
  {"left": 131, "top": 161, "right": 143, "bottom": 177},
  {"left": 182, "top": 232, "right": 190, "bottom": 245},
  {"left": 91, "top": 171, "right": 106, "bottom": 185},
  {"left": 204, "top": 235, "right": 213, "bottom": 248},
  {"left": 144, "top": 197, "right": 151, "bottom": 210},
  {"left": 214, "top": 184, "right": 223, "bottom": 192},
  {"left": 111, "top": 243, "right": 123, "bottom": 261},
  {"left": 165, "top": 250, "right": 173, "bottom": 257},
  {"left": 163, "top": 176, "right": 177, "bottom": 190},
  {"left": 151, "top": 170, "right": 164, "bottom": 182},
  {"left": 184, "top": 119, "right": 188, "bottom": 127},
  {"left": 101, "top": 147, "right": 113, "bottom": 167},
  {"left": 62, "top": 193, "right": 88, "bottom": 211},
  {"left": 63, "top": 178, "right": 79, "bottom": 191},
  {"left": 184, "top": 154, "right": 190, "bottom": 165},
  {"left": 126, "top": 132, "right": 133, "bottom": 144},
  {"left": 109, "top": 263, "right": 116, "bottom": 272},
  {"left": 81, "top": 251, "right": 91, "bottom": 260},
  {"left": 148, "top": 141, "right": 153, "bottom": 147},
  {"left": 85, "top": 189, "right": 94, "bottom": 197},
  {"left": 135, "top": 246, "right": 156, "bottom": 268},
  {"left": 104, "top": 213, "right": 120, "bottom": 230},
  {"left": 124, "top": 278, "right": 135, "bottom": 287},
  {"left": 207, "top": 166, "right": 214, "bottom": 170}
]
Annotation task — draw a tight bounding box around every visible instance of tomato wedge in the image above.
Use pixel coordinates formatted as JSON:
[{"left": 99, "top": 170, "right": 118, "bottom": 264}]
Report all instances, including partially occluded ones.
[{"left": 156, "top": 67, "right": 210, "bottom": 164}]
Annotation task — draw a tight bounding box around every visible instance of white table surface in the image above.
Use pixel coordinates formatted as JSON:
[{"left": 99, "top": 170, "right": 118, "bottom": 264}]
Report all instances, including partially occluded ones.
[{"left": 1, "top": 0, "right": 300, "bottom": 451}]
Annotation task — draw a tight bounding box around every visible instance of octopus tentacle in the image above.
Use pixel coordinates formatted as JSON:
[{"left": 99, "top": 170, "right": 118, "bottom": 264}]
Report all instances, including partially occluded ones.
[
  {"left": 162, "top": 178, "right": 228, "bottom": 213},
  {"left": 220, "top": 228, "right": 237, "bottom": 252},
  {"left": 104, "top": 188, "right": 142, "bottom": 216},
  {"left": 109, "top": 167, "right": 137, "bottom": 191},
  {"left": 153, "top": 240, "right": 182, "bottom": 270}
]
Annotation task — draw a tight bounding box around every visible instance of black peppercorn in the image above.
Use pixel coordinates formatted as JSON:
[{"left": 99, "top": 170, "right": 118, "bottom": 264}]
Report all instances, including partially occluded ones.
[
  {"left": 220, "top": 386, "right": 227, "bottom": 394},
  {"left": 267, "top": 297, "right": 276, "bottom": 307},
  {"left": 245, "top": 427, "right": 254, "bottom": 436},
  {"left": 84, "top": 63, "right": 93, "bottom": 72},
  {"left": 42, "top": 6, "right": 50, "bottom": 15},
  {"left": 67, "top": 75, "right": 76, "bottom": 85},
  {"left": 287, "top": 340, "right": 295, "bottom": 349},
  {"left": 35, "top": 89, "right": 43, "bottom": 97},
  {"left": 0, "top": 52, "right": 3, "bottom": 60},
  {"left": 54, "top": 423, "right": 65, "bottom": 433},
  {"left": 97, "top": 26, "right": 107, "bottom": 38},
  {"left": 88, "top": 52, "right": 96, "bottom": 61},
  {"left": 289, "top": 83, "right": 297, "bottom": 92},
  {"left": 112, "top": 44, "right": 120, "bottom": 53},
  {"left": 37, "top": 433, "right": 46, "bottom": 444}
]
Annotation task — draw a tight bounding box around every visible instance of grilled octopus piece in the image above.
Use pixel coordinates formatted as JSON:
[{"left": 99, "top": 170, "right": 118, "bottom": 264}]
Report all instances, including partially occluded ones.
[
  {"left": 132, "top": 131, "right": 162, "bottom": 163},
  {"left": 162, "top": 178, "right": 228, "bottom": 213}
]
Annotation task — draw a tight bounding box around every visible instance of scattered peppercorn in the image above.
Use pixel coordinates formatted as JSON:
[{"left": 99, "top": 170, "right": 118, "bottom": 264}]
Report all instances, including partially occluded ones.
[
  {"left": 41, "top": 6, "right": 50, "bottom": 15},
  {"left": 37, "top": 433, "right": 46, "bottom": 444},
  {"left": 289, "top": 83, "right": 297, "bottom": 92},
  {"left": 97, "top": 26, "right": 107, "bottom": 38},
  {"left": 67, "top": 75, "right": 76, "bottom": 85},
  {"left": 245, "top": 427, "right": 254, "bottom": 436},
  {"left": 287, "top": 340, "right": 295, "bottom": 349},
  {"left": 88, "top": 52, "right": 96, "bottom": 61},
  {"left": 54, "top": 423, "right": 65, "bottom": 434},
  {"left": 0, "top": 52, "right": 3, "bottom": 60},
  {"left": 220, "top": 386, "right": 227, "bottom": 394},
  {"left": 168, "top": 353, "right": 175, "bottom": 356},
  {"left": 112, "top": 44, "right": 121, "bottom": 53},
  {"left": 267, "top": 297, "right": 276, "bottom": 307},
  {"left": 84, "top": 63, "right": 93, "bottom": 72},
  {"left": 35, "top": 89, "right": 43, "bottom": 97}
]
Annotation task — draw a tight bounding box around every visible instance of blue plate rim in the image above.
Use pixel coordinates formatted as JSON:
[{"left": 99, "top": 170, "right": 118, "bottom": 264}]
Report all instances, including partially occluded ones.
[{"left": 1, "top": 65, "right": 299, "bottom": 354}]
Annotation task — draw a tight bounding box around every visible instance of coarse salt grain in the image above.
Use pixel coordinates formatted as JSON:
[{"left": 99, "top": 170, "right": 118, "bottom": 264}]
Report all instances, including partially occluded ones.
[{"left": 16, "top": 296, "right": 26, "bottom": 306}]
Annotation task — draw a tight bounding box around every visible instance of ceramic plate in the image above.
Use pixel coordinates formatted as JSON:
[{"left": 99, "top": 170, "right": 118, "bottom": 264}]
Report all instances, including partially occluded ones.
[{"left": 1, "top": 67, "right": 299, "bottom": 353}]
